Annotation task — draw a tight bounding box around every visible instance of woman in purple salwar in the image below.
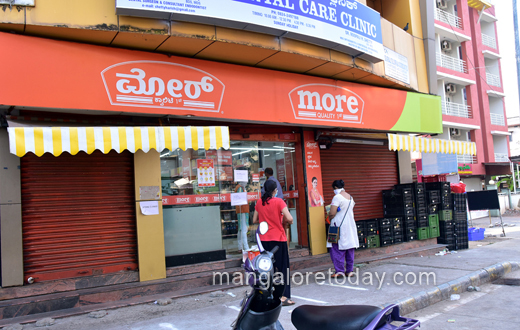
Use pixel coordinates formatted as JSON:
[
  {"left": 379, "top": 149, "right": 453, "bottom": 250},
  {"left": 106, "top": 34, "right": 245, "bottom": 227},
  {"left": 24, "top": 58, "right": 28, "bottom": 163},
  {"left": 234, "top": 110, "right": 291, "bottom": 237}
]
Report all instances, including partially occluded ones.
[{"left": 327, "top": 179, "right": 359, "bottom": 278}]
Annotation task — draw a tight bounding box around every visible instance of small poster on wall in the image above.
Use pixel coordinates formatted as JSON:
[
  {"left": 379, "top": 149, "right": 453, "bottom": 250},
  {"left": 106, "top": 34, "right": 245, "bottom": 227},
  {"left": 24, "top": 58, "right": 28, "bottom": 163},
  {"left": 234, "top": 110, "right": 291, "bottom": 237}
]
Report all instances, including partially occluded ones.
[
  {"left": 197, "top": 159, "right": 215, "bottom": 187},
  {"left": 234, "top": 169, "right": 249, "bottom": 182},
  {"left": 252, "top": 173, "right": 260, "bottom": 182}
]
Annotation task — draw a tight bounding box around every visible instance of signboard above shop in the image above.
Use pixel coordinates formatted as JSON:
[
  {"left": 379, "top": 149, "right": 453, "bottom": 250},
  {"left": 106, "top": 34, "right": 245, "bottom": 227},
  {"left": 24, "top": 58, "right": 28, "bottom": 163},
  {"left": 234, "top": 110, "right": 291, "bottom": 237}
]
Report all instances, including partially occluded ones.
[
  {"left": 1, "top": 32, "right": 442, "bottom": 135},
  {"left": 115, "top": 0, "right": 384, "bottom": 62}
]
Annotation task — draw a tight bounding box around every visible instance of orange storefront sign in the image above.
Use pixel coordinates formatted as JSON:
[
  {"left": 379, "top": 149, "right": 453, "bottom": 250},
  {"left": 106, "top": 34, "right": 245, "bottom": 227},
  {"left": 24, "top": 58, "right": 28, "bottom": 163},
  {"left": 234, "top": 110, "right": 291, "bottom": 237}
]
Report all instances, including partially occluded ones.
[{"left": 0, "top": 32, "right": 441, "bottom": 133}]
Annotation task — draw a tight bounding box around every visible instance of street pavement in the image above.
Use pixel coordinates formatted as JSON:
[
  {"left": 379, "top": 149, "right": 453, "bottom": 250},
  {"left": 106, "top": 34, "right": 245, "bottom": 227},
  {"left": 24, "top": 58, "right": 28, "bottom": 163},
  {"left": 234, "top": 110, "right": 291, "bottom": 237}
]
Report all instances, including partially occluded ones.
[{"left": 9, "top": 215, "right": 520, "bottom": 330}]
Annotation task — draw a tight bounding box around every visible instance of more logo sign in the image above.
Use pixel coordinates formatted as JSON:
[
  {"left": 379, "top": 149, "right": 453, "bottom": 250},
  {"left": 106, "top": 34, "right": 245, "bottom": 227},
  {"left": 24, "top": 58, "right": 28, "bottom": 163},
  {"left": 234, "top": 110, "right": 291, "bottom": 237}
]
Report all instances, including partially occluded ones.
[
  {"left": 289, "top": 84, "right": 364, "bottom": 123},
  {"left": 101, "top": 61, "right": 225, "bottom": 113}
]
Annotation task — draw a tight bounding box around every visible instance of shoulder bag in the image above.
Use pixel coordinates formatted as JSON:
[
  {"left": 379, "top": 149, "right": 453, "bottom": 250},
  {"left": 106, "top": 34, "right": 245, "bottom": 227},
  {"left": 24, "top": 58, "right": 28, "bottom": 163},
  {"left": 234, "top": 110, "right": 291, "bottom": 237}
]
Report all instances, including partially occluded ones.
[{"left": 327, "top": 199, "right": 352, "bottom": 244}]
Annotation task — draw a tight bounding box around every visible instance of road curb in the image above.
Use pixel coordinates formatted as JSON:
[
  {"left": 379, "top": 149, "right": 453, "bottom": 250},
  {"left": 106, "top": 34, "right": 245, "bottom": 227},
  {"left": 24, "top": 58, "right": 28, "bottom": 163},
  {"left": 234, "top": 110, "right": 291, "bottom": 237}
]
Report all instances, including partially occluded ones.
[{"left": 389, "top": 261, "right": 520, "bottom": 315}]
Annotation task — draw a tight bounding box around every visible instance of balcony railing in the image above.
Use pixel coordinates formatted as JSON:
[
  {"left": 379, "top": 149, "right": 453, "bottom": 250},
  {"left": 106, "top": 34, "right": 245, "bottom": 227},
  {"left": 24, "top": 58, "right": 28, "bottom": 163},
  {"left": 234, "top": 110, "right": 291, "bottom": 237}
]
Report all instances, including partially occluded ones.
[
  {"left": 482, "top": 33, "right": 497, "bottom": 49},
  {"left": 487, "top": 73, "right": 501, "bottom": 87},
  {"left": 442, "top": 101, "right": 472, "bottom": 118},
  {"left": 490, "top": 113, "right": 505, "bottom": 126},
  {"left": 436, "top": 53, "right": 468, "bottom": 73},
  {"left": 495, "top": 153, "right": 509, "bottom": 162},
  {"left": 435, "top": 8, "right": 463, "bottom": 29},
  {"left": 457, "top": 154, "right": 477, "bottom": 164}
]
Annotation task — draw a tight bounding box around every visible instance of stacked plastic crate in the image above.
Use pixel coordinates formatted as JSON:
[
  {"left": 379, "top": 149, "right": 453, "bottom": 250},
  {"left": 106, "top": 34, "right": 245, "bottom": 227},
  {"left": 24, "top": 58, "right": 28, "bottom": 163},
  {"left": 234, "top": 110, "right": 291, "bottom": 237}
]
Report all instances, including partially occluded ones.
[
  {"left": 383, "top": 187, "right": 416, "bottom": 242},
  {"left": 452, "top": 193, "right": 469, "bottom": 250},
  {"left": 356, "top": 221, "right": 367, "bottom": 249},
  {"left": 426, "top": 182, "right": 449, "bottom": 240},
  {"left": 365, "top": 219, "right": 380, "bottom": 248}
]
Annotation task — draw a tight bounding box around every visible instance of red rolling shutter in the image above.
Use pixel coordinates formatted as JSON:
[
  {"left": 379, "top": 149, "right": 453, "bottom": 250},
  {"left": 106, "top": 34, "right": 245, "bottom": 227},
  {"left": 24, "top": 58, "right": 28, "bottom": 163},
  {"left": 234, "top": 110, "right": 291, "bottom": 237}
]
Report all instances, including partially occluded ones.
[
  {"left": 320, "top": 143, "right": 398, "bottom": 221},
  {"left": 20, "top": 150, "right": 137, "bottom": 282}
]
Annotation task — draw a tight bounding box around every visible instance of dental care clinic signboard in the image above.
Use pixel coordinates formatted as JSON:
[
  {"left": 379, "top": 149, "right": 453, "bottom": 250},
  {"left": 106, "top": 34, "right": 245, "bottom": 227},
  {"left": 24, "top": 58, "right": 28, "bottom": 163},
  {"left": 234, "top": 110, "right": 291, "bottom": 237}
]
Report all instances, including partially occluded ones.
[{"left": 115, "top": 0, "right": 384, "bottom": 61}]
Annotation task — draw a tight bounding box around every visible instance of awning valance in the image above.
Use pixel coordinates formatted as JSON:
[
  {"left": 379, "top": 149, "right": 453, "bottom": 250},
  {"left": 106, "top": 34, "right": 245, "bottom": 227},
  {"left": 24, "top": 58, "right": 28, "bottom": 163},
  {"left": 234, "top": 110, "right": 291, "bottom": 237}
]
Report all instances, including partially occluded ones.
[
  {"left": 467, "top": 0, "right": 492, "bottom": 11},
  {"left": 8, "top": 126, "right": 230, "bottom": 157},
  {"left": 388, "top": 134, "right": 477, "bottom": 156}
]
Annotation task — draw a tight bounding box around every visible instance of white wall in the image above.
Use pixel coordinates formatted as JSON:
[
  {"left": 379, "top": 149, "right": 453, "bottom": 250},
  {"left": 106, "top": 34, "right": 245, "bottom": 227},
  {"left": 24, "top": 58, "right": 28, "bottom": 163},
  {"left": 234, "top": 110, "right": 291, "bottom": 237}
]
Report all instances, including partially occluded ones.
[
  {"left": 462, "top": 177, "right": 483, "bottom": 191},
  {"left": 495, "top": 0, "right": 520, "bottom": 119}
]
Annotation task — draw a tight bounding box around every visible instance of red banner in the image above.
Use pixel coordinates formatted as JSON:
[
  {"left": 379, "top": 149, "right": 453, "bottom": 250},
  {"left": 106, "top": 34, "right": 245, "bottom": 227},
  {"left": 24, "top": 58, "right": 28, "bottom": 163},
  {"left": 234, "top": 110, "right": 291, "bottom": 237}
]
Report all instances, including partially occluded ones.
[
  {"left": 163, "top": 192, "right": 260, "bottom": 205},
  {"left": 304, "top": 131, "right": 324, "bottom": 207}
]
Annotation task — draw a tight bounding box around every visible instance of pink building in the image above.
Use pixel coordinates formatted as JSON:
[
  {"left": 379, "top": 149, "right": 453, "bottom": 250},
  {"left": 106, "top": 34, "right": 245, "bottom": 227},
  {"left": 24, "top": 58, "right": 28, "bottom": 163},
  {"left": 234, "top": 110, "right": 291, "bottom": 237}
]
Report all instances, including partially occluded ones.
[{"left": 433, "top": 0, "right": 510, "bottom": 189}]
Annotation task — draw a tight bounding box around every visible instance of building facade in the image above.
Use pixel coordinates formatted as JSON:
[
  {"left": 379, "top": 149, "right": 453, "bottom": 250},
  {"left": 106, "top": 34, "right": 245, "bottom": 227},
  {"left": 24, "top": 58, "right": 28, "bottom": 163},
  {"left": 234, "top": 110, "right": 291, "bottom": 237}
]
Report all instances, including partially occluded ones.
[
  {"left": 429, "top": 0, "right": 511, "bottom": 190},
  {"left": 0, "top": 0, "right": 477, "bottom": 306}
]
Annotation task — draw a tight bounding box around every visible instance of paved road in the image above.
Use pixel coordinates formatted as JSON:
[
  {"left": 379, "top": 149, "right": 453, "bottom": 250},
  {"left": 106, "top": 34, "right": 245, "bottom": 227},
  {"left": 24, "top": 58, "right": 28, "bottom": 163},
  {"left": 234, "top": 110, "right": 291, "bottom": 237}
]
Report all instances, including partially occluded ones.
[{"left": 12, "top": 215, "right": 520, "bottom": 330}]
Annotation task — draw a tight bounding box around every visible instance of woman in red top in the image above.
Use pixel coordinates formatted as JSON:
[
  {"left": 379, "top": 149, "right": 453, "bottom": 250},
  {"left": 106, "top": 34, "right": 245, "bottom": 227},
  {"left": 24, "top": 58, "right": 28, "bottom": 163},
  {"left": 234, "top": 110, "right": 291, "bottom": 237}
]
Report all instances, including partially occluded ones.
[{"left": 253, "top": 179, "right": 295, "bottom": 306}]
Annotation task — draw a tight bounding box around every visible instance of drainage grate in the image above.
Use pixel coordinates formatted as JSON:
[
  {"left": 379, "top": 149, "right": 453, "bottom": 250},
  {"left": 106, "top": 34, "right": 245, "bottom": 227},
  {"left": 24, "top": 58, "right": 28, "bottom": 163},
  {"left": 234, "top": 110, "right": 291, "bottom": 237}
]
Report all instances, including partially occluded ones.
[{"left": 492, "top": 278, "right": 520, "bottom": 286}]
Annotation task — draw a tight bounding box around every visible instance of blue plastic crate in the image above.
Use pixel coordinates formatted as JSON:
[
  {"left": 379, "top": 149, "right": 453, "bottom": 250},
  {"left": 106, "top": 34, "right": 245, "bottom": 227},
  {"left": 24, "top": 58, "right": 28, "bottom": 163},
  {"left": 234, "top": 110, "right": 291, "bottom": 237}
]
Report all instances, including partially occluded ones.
[{"left": 468, "top": 227, "right": 485, "bottom": 241}]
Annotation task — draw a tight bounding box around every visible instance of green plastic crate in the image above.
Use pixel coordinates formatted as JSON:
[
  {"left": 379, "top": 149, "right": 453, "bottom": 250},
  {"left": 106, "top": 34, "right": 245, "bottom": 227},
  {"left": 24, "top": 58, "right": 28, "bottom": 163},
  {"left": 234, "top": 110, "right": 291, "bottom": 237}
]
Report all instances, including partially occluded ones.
[
  {"left": 429, "top": 214, "right": 439, "bottom": 227},
  {"left": 429, "top": 226, "right": 440, "bottom": 238},
  {"left": 439, "top": 210, "right": 453, "bottom": 221},
  {"left": 417, "top": 227, "right": 430, "bottom": 240},
  {"left": 366, "top": 235, "right": 380, "bottom": 248}
]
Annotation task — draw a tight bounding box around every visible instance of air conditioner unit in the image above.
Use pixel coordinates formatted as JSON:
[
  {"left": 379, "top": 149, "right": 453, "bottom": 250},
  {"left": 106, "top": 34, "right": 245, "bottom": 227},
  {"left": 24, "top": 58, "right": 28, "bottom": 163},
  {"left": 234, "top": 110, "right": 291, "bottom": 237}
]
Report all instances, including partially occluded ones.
[
  {"left": 437, "top": 0, "right": 448, "bottom": 9},
  {"left": 445, "top": 83, "right": 457, "bottom": 94},
  {"left": 450, "top": 128, "right": 461, "bottom": 137},
  {"left": 441, "top": 40, "right": 452, "bottom": 52}
]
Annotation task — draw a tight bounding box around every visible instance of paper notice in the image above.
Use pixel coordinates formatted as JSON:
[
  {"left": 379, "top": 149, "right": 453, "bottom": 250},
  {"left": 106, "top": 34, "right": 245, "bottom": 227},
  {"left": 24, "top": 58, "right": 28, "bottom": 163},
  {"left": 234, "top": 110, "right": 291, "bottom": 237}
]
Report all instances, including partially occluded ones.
[
  {"left": 234, "top": 169, "right": 248, "bottom": 182},
  {"left": 140, "top": 201, "right": 159, "bottom": 215},
  {"left": 231, "top": 192, "right": 248, "bottom": 206}
]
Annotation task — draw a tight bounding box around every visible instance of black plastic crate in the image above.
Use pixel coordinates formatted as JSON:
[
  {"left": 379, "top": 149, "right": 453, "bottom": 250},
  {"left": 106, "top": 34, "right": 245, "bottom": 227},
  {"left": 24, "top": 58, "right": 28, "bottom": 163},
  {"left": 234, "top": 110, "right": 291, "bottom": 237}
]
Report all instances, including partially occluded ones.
[
  {"left": 379, "top": 218, "right": 392, "bottom": 226},
  {"left": 454, "top": 223, "right": 468, "bottom": 233},
  {"left": 392, "top": 217, "right": 403, "bottom": 225},
  {"left": 384, "top": 201, "right": 414, "bottom": 209},
  {"left": 356, "top": 221, "right": 367, "bottom": 230},
  {"left": 381, "top": 237, "right": 394, "bottom": 246},
  {"left": 418, "top": 219, "right": 429, "bottom": 227},
  {"left": 358, "top": 236, "right": 366, "bottom": 244},
  {"left": 425, "top": 182, "right": 450, "bottom": 191},
  {"left": 393, "top": 223, "right": 403, "bottom": 231},
  {"left": 429, "top": 204, "right": 439, "bottom": 214},
  {"left": 384, "top": 207, "right": 415, "bottom": 217},
  {"left": 366, "top": 220, "right": 378, "bottom": 229},
  {"left": 404, "top": 220, "right": 416, "bottom": 229},
  {"left": 358, "top": 243, "right": 367, "bottom": 249},
  {"left": 393, "top": 228, "right": 403, "bottom": 236},
  {"left": 453, "top": 213, "right": 468, "bottom": 221},
  {"left": 394, "top": 236, "right": 404, "bottom": 244},
  {"left": 380, "top": 226, "right": 393, "bottom": 235},
  {"left": 427, "top": 190, "right": 440, "bottom": 197},
  {"left": 416, "top": 214, "right": 428, "bottom": 221},
  {"left": 404, "top": 227, "right": 417, "bottom": 235},
  {"left": 404, "top": 232, "right": 417, "bottom": 242},
  {"left": 439, "top": 220, "right": 454, "bottom": 227},
  {"left": 440, "top": 202, "right": 452, "bottom": 210}
]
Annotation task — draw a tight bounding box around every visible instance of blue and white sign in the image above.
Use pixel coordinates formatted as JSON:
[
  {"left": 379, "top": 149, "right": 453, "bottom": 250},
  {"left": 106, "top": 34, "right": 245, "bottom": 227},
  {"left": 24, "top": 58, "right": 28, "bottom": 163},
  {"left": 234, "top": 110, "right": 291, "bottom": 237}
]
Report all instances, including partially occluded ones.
[
  {"left": 116, "top": 0, "right": 384, "bottom": 61},
  {"left": 384, "top": 47, "right": 410, "bottom": 85},
  {"left": 422, "top": 152, "right": 458, "bottom": 176}
]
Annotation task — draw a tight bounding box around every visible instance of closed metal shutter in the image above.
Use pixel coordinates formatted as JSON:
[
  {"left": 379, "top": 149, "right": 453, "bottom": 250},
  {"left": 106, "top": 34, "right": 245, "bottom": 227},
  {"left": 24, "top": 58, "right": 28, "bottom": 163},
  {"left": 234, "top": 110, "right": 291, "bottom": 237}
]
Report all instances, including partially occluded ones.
[
  {"left": 320, "top": 143, "right": 398, "bottom": 221},
  {"left": 21, "top": 150, "right": 137, "bottom": 282}
]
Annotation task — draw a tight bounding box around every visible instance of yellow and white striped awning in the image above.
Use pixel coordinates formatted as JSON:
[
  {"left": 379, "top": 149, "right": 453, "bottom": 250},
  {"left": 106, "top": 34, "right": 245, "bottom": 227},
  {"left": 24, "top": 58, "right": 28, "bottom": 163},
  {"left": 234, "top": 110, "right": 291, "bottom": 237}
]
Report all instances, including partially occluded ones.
[
  {"left": 7, "top": 126, "right": 230, "bottom": 157},
  {"left": 467, "top": 0, "right": 492, "bottom": 11},
  {"left": 388, "top": 134, "right": 477, "bottom": 156}
]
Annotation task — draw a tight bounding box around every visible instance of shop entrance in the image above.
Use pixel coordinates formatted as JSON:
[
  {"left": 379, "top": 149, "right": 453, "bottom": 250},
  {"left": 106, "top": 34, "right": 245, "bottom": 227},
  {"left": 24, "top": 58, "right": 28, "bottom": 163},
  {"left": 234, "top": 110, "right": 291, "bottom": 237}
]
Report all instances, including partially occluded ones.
[
  {"left": 320, "top": 142, "right": 399, "bottom": 220},
  {"left": 160, "top": 139, "right": 301, "bottom": 266},
  {"left": 20, "top": 150, "right": 138, "bottom": 282}
]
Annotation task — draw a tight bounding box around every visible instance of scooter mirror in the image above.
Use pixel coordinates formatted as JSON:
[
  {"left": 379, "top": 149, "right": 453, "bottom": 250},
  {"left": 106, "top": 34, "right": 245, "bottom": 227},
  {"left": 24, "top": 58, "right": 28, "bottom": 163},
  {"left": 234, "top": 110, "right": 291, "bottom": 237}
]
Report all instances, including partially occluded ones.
[{"left": 259, "top": 221, "right": 269, "bottom": 235}]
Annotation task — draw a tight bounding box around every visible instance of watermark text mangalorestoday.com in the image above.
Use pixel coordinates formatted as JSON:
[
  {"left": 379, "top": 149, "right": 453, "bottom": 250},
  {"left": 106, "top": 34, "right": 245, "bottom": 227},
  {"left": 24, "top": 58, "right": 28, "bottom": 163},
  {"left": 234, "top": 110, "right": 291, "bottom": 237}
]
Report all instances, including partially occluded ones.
[{"left": 212, "top": 268, "right": 436, "bottom": 290}]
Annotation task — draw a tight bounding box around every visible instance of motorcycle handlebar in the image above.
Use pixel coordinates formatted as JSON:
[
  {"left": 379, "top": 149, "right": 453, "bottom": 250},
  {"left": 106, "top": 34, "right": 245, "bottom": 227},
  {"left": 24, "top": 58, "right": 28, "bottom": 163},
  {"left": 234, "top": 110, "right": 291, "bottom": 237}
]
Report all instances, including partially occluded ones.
[{"left": 270, "top": 246, "right": 279, "bottom": 254}]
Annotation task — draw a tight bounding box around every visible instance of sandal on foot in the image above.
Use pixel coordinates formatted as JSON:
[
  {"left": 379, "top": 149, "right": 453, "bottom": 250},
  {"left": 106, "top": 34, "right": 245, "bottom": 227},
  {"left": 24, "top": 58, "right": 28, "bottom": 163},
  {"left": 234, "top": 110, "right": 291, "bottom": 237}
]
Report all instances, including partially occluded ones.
[
  {"left": 331, "top": 273, "right": 345, "bottom": 278},
  {"left": 282, "top": 298, "right": 295, "bottom": 306}
]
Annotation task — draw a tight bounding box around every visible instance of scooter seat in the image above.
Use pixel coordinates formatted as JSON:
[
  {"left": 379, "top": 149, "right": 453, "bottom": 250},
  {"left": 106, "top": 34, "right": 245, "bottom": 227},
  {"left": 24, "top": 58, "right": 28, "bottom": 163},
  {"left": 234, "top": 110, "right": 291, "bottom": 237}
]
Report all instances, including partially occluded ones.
[{"left": 291, "top": 304, "right": 383, "bottom": 330}]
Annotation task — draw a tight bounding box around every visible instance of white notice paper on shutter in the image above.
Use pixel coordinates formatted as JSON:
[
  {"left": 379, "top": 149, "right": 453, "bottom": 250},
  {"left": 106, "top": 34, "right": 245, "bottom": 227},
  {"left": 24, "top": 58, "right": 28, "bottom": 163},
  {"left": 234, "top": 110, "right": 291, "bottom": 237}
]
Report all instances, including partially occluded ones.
[{"left": 140, "top": 201, "right": 159, "bottom": 215}]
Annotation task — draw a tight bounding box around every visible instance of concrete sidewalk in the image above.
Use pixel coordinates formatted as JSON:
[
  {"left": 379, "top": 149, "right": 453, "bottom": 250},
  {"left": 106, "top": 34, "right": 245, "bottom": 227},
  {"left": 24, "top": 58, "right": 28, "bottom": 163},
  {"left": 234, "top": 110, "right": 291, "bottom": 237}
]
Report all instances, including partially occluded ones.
[{"left": 7, "top": 216, "right": 520, "bottom": 330}]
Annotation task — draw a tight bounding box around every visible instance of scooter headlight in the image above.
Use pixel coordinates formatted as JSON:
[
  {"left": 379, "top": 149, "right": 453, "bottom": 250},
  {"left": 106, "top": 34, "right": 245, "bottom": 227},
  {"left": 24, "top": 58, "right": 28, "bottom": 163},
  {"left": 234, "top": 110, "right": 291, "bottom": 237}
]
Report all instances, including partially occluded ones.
[{"left": 257, "top": 256, "right": 272, "bottom": 272}]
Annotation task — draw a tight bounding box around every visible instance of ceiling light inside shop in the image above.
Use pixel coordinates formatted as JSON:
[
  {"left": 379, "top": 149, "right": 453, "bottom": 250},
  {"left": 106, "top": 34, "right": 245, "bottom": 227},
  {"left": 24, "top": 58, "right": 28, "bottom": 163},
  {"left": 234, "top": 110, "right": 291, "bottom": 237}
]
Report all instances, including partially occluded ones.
[
  {"left": 230, "top": 147, "right": 288, "bottom": 151},
  {"left": 273, "top": 146, "right": 295, "bottom": 150},
  {"left": 232, "top": 149, "right": 254, "bottom": 156}
]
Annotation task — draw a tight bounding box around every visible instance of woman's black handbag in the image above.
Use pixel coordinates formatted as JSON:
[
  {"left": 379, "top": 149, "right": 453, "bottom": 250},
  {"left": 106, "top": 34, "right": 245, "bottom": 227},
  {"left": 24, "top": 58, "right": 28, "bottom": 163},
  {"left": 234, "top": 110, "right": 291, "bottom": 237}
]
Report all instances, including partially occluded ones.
[{"left": 327, "top": 200, "right": 351, "bottom": 244}]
